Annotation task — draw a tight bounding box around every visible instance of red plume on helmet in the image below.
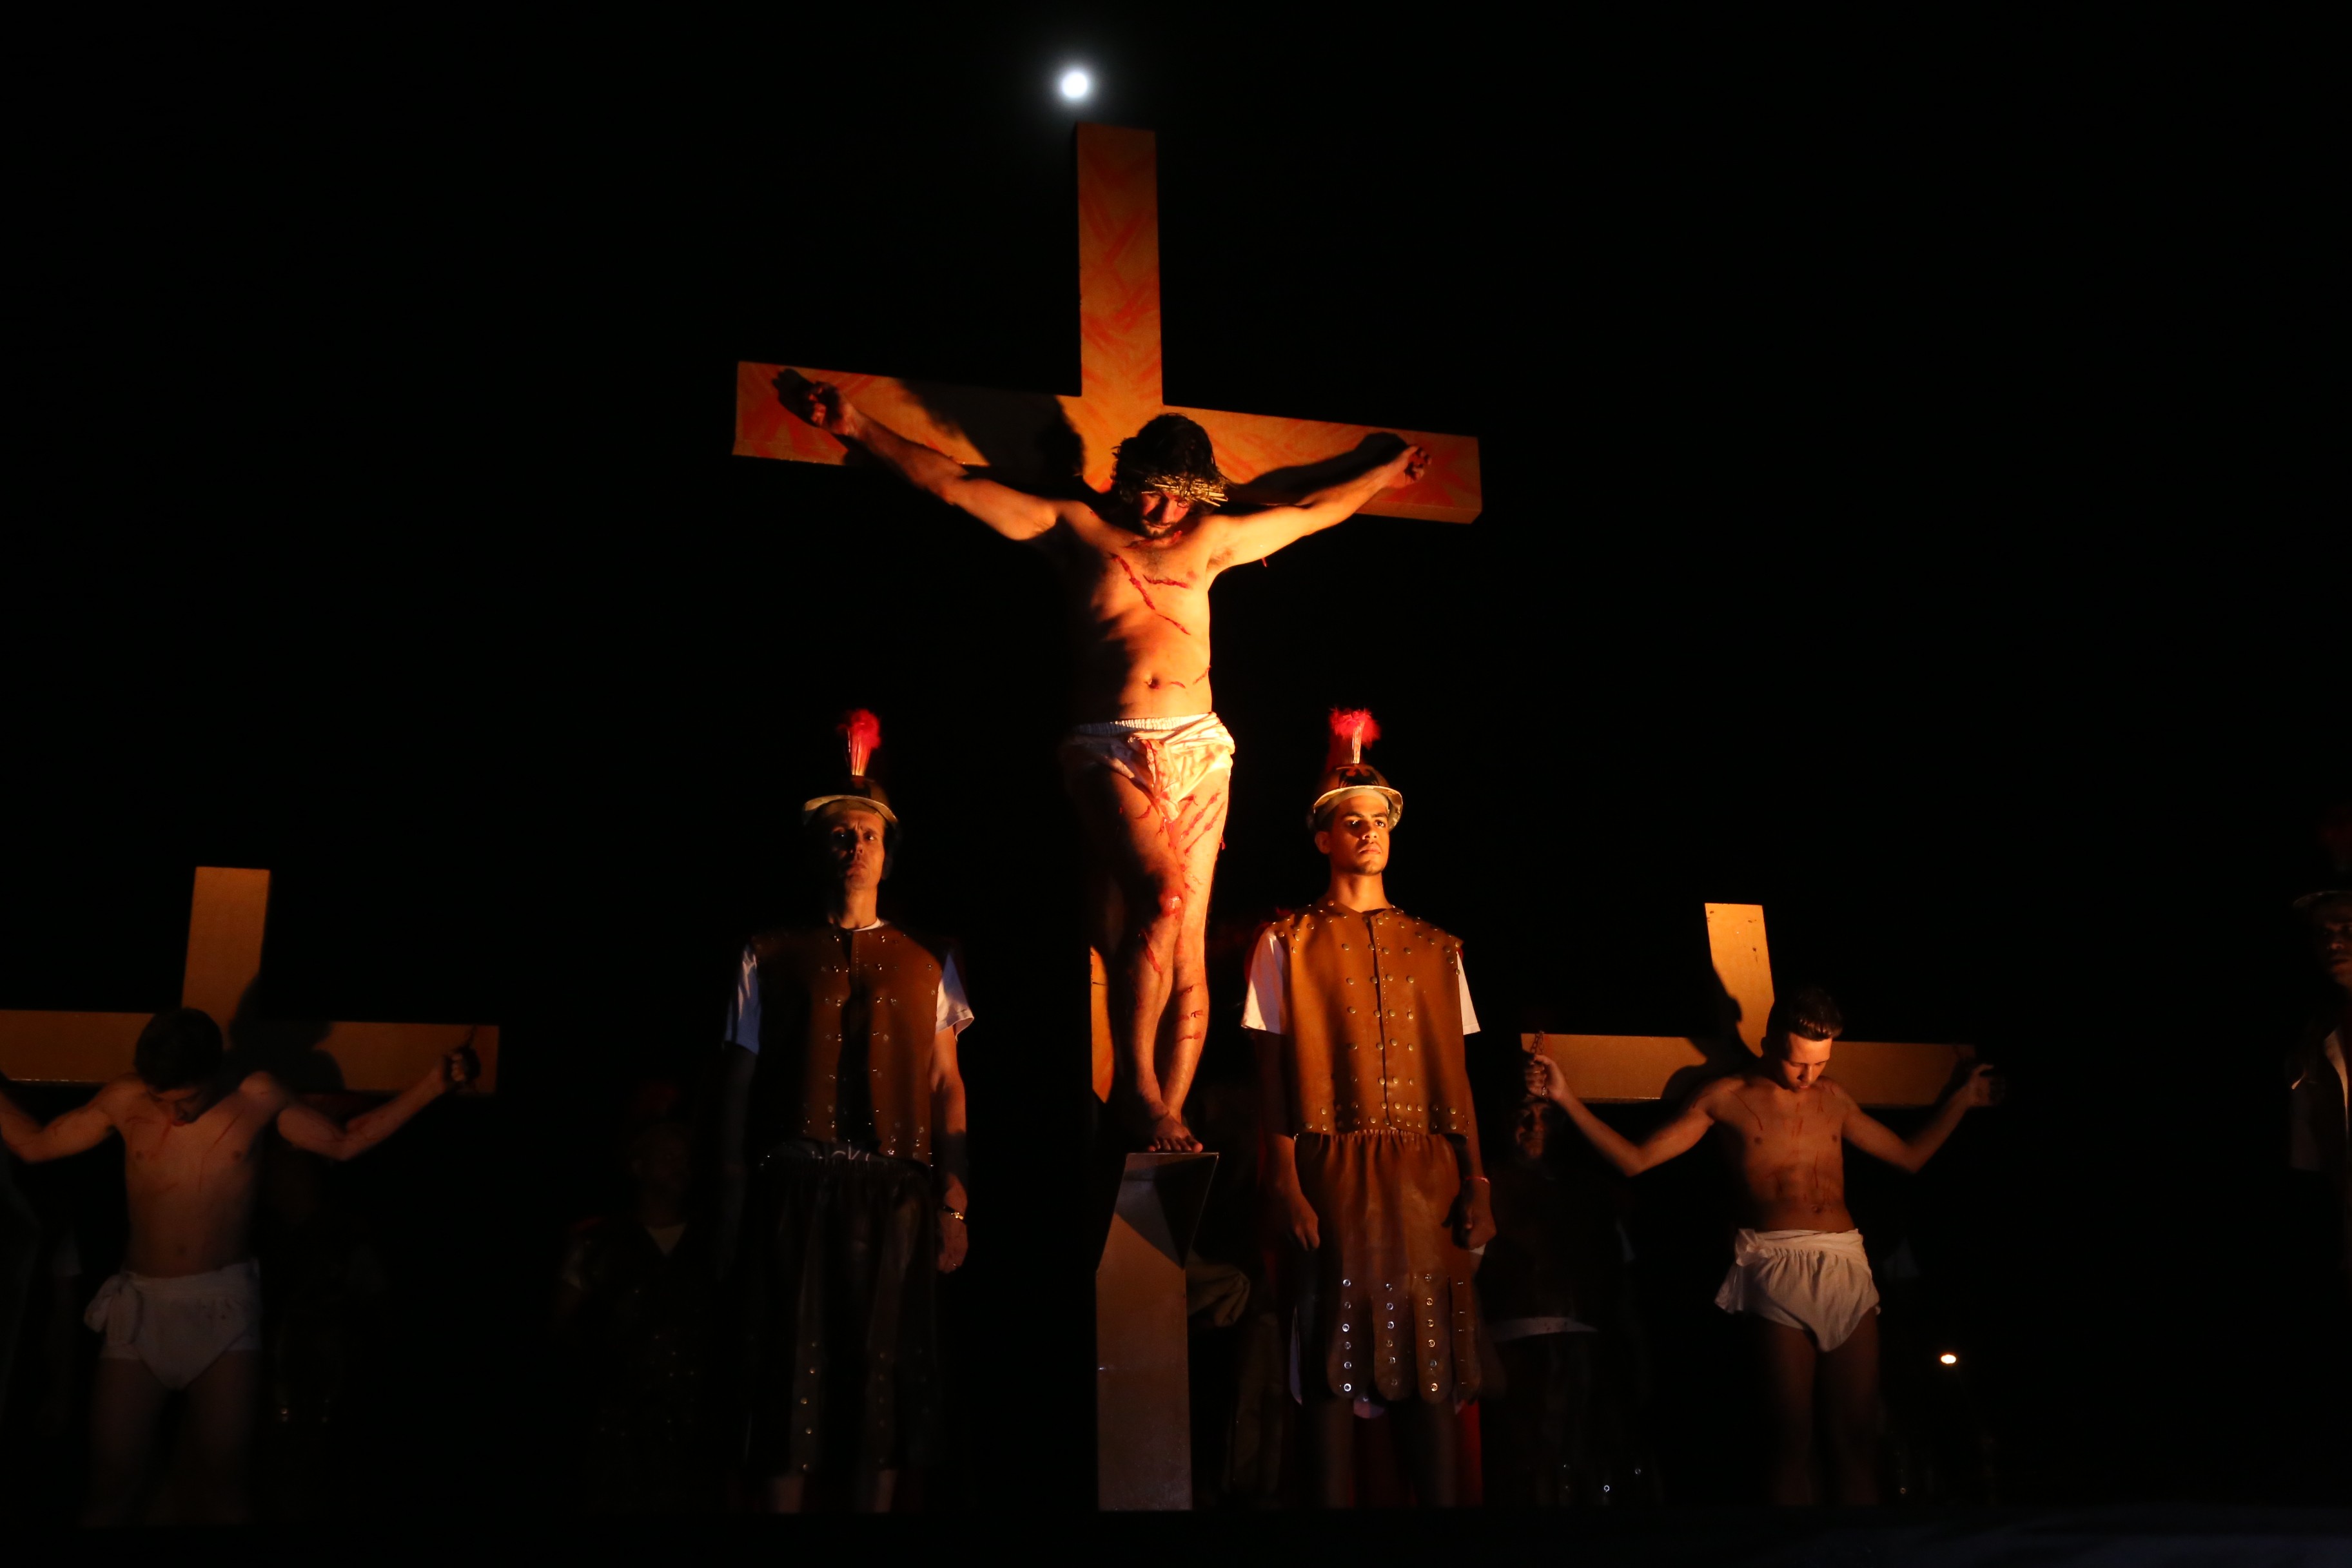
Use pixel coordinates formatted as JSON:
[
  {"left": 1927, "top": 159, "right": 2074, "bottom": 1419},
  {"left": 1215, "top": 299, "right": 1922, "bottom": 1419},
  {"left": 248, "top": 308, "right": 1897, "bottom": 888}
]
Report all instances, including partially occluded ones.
[
  {"left": 1324, "top": 708, "right": 1381, "bottom": 770},
  {"left": 803, "top": 709, "right": 899, "bottom": 831},
  {"left": 839, "top": 709, "right": 883, "bottom": 778},
  {"left": 1308, "top": 707, "right": 1403, "bottom": 830}
]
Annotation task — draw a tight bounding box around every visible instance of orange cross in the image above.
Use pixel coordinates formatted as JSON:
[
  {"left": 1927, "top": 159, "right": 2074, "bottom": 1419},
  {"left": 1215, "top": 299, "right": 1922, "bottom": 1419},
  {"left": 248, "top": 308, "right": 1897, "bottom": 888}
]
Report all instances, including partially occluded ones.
[
  {"left": 0, "top": 867, "right": 498, "bottom": 1093},
  {"left": 1531, "top": 903, "right": 1972, "bottom": 1108},
  {"left": 733, "top": 123, "right": 1481, "bottom": 522}
]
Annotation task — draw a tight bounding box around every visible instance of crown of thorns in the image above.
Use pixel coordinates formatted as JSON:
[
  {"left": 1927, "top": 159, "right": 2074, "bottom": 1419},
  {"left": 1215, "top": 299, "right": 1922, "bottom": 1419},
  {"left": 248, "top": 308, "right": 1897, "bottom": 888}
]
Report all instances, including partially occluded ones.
[{"left": 1132, "top": 471, "right": 1229, "bottom": 506}]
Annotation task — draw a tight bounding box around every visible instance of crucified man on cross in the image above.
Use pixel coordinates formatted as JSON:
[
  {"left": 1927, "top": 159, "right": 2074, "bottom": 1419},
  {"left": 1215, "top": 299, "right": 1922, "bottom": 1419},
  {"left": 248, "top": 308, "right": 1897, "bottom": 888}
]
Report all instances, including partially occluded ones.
[
  {"left": 786, "top": 380, "right": 1426, "bottom": 1150},
  {"left": 0, "top": 1008, "right": 476, "bottom": 1524},
  {"left": 1526, "top": 985, "right": 2003, "bottom": 1505}
]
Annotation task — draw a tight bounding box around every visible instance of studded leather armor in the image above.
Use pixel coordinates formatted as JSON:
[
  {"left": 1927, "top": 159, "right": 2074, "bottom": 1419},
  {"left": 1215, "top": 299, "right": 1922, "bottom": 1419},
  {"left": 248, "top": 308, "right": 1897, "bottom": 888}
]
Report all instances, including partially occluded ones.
[
  {"left": 1271, "top": 899, "right": 1475, "bottom": 1137},
  {"left": 745, "top": 924, "right": 948, "bottom": 1163}
]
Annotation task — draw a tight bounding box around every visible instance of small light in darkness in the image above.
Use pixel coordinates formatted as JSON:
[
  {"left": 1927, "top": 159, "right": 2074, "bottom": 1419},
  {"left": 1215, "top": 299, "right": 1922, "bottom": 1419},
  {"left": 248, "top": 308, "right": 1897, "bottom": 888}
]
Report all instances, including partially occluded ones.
[
  {"left": 1939, "top": 1352, "right": 1959, "bottom": 1366},
  {"left": 1059, "top": 68, "right": 1092, "bottom": 101}
]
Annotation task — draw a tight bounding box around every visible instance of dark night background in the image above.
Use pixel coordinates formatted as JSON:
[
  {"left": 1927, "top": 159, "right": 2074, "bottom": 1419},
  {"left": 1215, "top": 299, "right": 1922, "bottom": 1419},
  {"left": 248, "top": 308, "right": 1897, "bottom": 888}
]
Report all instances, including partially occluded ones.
[{"left": 5, "top": 11, "right": 2344, "bottom": 1520}]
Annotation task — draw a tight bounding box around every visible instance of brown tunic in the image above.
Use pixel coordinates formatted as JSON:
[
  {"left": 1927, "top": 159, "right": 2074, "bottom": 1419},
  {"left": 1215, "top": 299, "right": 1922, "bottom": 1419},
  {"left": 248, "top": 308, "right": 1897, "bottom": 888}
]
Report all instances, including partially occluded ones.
[
  {"left": 747, "top": 923, "right": 947, "bottom": 1162},
  {"left": 739, "top": 923, "right": 952, "bottom": 1482},
  {"left": 1268, "top": 899, "right": 1482, "bottom": 1404}
]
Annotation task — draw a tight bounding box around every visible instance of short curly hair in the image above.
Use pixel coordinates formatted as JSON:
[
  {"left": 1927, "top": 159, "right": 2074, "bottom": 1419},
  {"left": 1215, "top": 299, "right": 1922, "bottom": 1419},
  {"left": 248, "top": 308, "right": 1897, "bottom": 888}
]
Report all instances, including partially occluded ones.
[
  {"left": 1110, "top": 414, "right": 1228, "bottom": 511},
  {"left": 134, "top": 1008, "right": 224, "bottom": 1090},
  {"left": 1766, "top": 985, "right": 1845, "bottom": 1045}
]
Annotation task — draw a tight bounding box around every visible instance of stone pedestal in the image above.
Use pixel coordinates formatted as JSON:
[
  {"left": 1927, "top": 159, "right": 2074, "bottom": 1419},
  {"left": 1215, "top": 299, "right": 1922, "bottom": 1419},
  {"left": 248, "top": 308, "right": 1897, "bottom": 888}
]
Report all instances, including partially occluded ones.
[{"left": 1095, "top": 1150, "right": 1218, "bottom": 1511}]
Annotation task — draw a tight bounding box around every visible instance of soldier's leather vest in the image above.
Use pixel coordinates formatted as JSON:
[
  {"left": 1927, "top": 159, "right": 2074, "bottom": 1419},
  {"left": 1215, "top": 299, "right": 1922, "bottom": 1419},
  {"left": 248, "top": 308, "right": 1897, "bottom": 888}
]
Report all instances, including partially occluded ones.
[
  {"left": 1270, "top": 899, "right": 1475, "bottom": 1137},
  {"left": 746, "top": 923, "right": 947, "bottom": 1163}
]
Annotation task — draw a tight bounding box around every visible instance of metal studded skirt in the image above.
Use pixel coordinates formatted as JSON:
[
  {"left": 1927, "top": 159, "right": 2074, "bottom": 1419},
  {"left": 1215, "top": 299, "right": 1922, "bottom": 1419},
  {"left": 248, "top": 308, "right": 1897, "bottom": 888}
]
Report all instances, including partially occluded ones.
[
  {"left": 1294, "top": 1130, "right": 1482, "bottom": 1405},
  {"left": 740, "top": 1141, "right": 940, "bottom": 1482}
]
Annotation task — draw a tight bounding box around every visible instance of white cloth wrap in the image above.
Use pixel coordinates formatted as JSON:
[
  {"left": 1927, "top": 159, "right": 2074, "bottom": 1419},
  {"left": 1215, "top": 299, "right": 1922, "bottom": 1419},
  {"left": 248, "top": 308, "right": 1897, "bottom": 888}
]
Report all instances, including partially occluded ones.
[
  {"left": 86, "top": 1258, "right": 263, "bottom": 1389},
  {"left": 1713, "top": 1228, "right": 1879, "bottom": 1352},
  {"left": 1057, "top": 712, "right": 1235, "bottom": 824}
]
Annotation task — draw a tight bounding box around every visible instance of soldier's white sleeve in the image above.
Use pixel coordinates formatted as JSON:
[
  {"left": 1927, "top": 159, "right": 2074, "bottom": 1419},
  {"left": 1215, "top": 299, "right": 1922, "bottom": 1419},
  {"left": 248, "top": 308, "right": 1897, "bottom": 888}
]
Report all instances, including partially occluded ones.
[
  {"left": 936, "top": 951, "right": 975, "bottom": 1035},
  {"left": 1240, "top": 928, "right": 1288, "bottom": 1034},
  {"left": 723, "top": 945, "right": 760, "bottom": 1054},
  {"left": 1457, "top": 960, "right": 1481, "bottom": 1037}
]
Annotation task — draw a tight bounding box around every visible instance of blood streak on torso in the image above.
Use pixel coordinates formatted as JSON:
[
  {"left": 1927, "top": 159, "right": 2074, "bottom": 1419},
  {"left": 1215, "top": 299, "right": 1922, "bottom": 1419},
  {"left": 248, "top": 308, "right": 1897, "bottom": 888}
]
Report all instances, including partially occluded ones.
[
  {"left": 116, "top": 1079, "right": 273, "bottom": 1277},
  {"left": 1714, "top": 1079, "right": 1856, "bottom": 1231}
]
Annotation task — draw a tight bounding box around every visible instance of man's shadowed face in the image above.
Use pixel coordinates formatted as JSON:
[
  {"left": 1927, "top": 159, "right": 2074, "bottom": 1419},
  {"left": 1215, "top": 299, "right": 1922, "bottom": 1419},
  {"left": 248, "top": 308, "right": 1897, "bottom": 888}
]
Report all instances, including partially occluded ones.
[
  {"left": 145, "top": 1081, "right": 216, "bottom": 1125},
  {"left": 1315, "top": 792, "right": 1393, "bottom": 877},
  {"left": 816, "top": 803, "right": 890, "bottom": 895},
  {"left": 1134, "top": 490, "right": 1194, "bottom": 534},
  {"left": 1766, "top": 1032, "right": 1834, "bottom": 1092},
  {"left": 2311, "top": 897, "right": 2352, "bottom": 992},
  {"left": 1514, "top": 1099, "right": 1559, "bottom": 1162}
]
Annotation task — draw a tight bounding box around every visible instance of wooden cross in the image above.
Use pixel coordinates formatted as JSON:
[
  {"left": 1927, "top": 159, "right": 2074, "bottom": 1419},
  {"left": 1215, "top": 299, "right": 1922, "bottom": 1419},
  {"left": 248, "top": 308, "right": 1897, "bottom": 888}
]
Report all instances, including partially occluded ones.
[
  {"left": 732, "top": 122, "right": 1482, "bottom": 522},
  {"left": 0, "top": 867, "right": 499, "bottom": 1093},
  {"left": 1530, "top": 902, "right": 1970, "bottom": 1108}
]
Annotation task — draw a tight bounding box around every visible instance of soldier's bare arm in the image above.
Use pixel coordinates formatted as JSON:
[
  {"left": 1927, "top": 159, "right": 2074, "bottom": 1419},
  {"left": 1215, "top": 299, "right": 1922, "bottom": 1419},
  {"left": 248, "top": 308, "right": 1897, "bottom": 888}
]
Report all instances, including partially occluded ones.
[
  {"left": 1527, "top": 1054, "right": 1721, "bottom": 1177},
  {"left": 270, "top": 1043, "right": 476, "bottom": 1162},
  {"left": 929, "top": 1025, "right": 970, "bottom": 1273},
  {"left": 782, "top": 378, "right": 1066, "bottom": 542},
  {"left": 1209, "top": 440, "right": 1429, "bottom": 568},
  {"left": 1249, "top": 1027, "right": 1320, "bottom": 1250},
  {"left": 0, "top": 1075, "right": 122, "bottom": 1163},
  {"left": 1839, "top": 1064, "right": 2001, "bottom": 1173}
]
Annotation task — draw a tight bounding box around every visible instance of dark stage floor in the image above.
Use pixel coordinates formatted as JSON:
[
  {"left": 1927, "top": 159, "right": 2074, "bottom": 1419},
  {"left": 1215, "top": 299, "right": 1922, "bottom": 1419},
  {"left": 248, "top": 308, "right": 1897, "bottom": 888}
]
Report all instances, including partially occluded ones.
[{"left": 24, "top": 1509, "right": 2352, "bottom": 1565}]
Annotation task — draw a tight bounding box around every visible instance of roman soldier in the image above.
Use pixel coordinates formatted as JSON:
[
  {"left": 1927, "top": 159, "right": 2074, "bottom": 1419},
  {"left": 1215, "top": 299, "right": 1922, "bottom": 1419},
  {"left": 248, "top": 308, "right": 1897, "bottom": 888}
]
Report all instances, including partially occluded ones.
[
  {"left": 1242, "top": 709, "right": 1494, "bottom": 1506},
  {"left": 715, "top": 710, "right": 974, "bottom": 1513}
]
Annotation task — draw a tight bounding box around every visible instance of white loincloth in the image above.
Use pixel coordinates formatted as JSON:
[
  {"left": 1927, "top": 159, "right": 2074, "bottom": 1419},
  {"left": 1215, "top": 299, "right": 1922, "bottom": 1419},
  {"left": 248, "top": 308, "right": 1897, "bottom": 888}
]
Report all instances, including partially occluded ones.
[
  {"left": 86, "top": 1259, "right": 262, "bottom": 1390},
  {"left": 1713, "top": 1228, "right": 1879, "bottom": 1353},
  {"left": 1059, "top": 714, "right": 1235, "bottom": 855}
]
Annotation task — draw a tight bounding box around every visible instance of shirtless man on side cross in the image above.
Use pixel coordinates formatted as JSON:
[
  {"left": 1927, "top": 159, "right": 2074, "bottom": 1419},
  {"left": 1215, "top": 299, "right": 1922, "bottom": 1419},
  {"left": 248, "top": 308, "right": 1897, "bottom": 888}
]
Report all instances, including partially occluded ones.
[
  {"left": 787, "top": 380, "right": 1426, "bottom": 1150},
  {"left": 1527, "top": 986, "right": 2001, "bottom": 1504},
  {"left": 0, "top": 1007, "right": 475, "bottom": 1523}
]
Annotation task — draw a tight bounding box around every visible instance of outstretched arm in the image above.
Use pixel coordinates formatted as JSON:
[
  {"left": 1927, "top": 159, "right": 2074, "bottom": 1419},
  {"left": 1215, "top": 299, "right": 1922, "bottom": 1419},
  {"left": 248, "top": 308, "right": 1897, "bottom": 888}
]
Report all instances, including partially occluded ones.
[
  {"left": 781, "top": 377, "right": 1063, "bottom": 542},
  {"left": 0, "top": 1077, "right": 117, "bottom": 1164},
  {"left": 1841, "top": 1064, "right": 2002, "bottom": 1173},
  {"left": 1210, "top": 439, "right": 1429, "bottom": 567},
  {"left": 272, "top": 1043, "right": 476, "bottom": 1162},
  {"left": 1527, "top": 1054, "right": 1716, "bottom": 1177},
  {"left": 930, "top": 1026, "right": 970, "bottom": 1274}
]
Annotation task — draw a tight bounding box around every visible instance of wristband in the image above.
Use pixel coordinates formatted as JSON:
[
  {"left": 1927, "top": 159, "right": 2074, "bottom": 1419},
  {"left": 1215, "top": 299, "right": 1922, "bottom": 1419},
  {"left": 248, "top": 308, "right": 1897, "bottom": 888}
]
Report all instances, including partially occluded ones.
[{"left": 939, "top": 1206, "right": 967, "bottom": 1222}]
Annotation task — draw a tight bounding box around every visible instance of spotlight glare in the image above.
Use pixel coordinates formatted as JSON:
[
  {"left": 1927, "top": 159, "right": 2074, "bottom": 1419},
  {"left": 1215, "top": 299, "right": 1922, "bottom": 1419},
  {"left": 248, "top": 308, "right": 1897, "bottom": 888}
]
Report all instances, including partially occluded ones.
[
  {"left": 1060, "top": 68, "right": 1092, "bottom": 101},
  {"left": 1938, "top": 1352, "right": 1959, "bottom": 1366}
]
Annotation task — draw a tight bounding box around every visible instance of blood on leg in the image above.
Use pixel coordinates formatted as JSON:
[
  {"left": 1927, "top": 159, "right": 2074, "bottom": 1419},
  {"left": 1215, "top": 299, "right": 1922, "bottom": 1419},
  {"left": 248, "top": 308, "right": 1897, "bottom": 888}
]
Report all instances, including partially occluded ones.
[{"left": 1067, "top": 762, "right": 1195, "bottom": 1149}]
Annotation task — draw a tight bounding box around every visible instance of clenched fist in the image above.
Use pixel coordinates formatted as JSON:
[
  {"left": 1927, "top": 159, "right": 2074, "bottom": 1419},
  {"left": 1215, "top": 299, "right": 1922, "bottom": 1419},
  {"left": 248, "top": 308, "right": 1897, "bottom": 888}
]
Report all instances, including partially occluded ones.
[
  {"left": 1523, "top": 1052, "right": 1571, "bottom": 1110},
  {"left": 1384, "top": 444, "right": 1431, "bottom": 488},
  {"left": 778, "top": 373, "right": 859, "bottom": 439}
]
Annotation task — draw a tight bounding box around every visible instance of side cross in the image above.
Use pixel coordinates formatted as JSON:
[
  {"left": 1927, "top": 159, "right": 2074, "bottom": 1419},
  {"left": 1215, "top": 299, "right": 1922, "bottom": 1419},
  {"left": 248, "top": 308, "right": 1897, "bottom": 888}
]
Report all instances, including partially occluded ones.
[
  {"left": 733, "top": 122, "right": 1482, "bottom": 522},
  {"left": 0, "top": 867, "right": 499, "bottom": 1093},
  {"left": 1531, "top": 903, "right": 1971, "bottom": 1108}
]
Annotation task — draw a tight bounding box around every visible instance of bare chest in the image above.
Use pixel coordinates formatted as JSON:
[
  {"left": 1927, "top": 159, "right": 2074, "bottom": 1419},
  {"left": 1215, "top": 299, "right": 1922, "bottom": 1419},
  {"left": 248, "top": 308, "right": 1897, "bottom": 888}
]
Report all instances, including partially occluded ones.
[
  {"left": 1716, "top": 1090, "right": 1846, "bottom": 1180},
  {"left": 1068, "top": 526, "right": 1215, "bottom": 610},
  {"left": 121, "top": 1103, "right": 265, "bottom": 1191}
]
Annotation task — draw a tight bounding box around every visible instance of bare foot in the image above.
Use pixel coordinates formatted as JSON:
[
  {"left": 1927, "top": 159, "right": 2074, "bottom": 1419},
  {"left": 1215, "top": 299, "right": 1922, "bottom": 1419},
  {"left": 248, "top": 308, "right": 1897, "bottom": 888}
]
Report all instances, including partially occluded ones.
[
  {"left": 1146, "top": 1109, "right": 1200, "bottom": 1153},
  {"left": 1110, "top": 1090, "right": 1202, "bottom": 1153}
]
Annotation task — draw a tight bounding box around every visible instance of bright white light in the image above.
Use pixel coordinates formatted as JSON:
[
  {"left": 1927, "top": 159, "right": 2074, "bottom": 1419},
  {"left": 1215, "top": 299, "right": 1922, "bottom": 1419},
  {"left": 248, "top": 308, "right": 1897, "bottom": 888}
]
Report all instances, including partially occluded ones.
[
  {"left": 1059, "top": 68, "right": 1092, "bottom": 101},
  {"left": 1939, "top": 1352, "right": 1959, "bottom": 1366}
]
